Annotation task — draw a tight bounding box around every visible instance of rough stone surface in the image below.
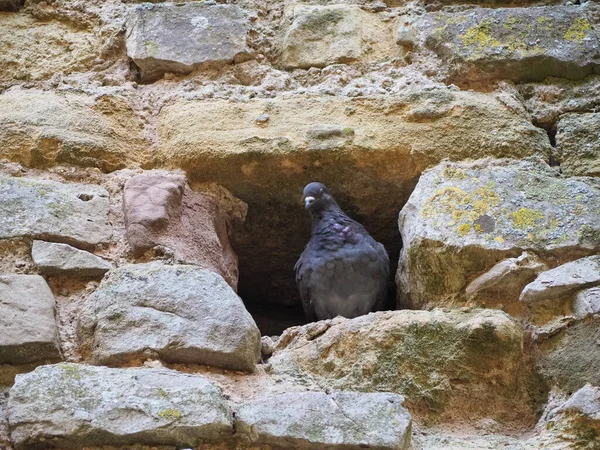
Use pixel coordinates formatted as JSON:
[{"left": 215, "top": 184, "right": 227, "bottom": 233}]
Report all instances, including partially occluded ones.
[
  {"left": 0, "top": 90, "right": 150, "bottom": 172},
  {"left": 520, "top": 256, "right": 600, "bottom": 304},
  {"left": 31, "top": 240, "right": 112, "bottom": 278},
  {"left": 573, "top": 287, "right": 600, "bottom": 320},
  {"left": 0, "top": 15, "right": 98, "bottom": 82},
  {"left": 0, "top": 175, "right": 112, "bottom": 247},
  {"left": 126, "top": 3, "right": 252, "bottom": 82},
  {"left": 0, "top": 275, "right": 61, "bottom": 365},
  {"left": 541, "top": 385, "right": 600, "bottom": 447},
  {"left": 157, "top": 91, "right": 551, "bottom": 304},
  {"left": 280, "top": 4, "right": 396, "bottom": 70},
  {"left": 7, "top": 363, "right": 233, "bottom": 448},
  {"left": 397, "top": 158, "right": 600, "bottom": 311},
  {"left": 556, "top": 112, "right": 600, "bottom": 177},
  {"left": 270, "top": 309, "right": 534, "bottom": 424},
  {"left": 536, "top": 316, "right": 600, "bottom": 393},
  {"left": 465, "top": 252, "right": 548, "bottom": 309},
  {"left": 123, "top": 172, "right": 247, "bottom": 289},
  {"left": 79, "top": 262, "right": 261, "bottom": 371},
  {"left": 236, "top": 391, "right": 412, "bottom": 450},
  {"left": 420, "top": 6, "right": 600, "bottom": 84}
]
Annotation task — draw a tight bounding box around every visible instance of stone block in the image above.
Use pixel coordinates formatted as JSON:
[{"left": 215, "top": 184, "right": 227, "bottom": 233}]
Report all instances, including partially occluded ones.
[
  {"left": 31, "top": 240, "right": 112, "bottom": 278},
  {"left": 556, "top": 112, "right": 600, "bottom": 177}
]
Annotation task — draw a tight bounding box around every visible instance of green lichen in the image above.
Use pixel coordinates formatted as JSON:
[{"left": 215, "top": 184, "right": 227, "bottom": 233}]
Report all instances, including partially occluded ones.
[
  {"left": 158, "top": 408, "right": 182, "bottom": 420},
  {"left": 536, "top": 16, "right": 552, "bottom": 30},
  {"left": 143, "top": 41, "right": 160, "bottom": 56},
  {"left": 564, "top": 18, "right": 592, "bottom": 42},
  {"left": 510, "top": 208, "right": 544, "bottom": 230},
  {"left": 458, "top": 223, "right": 471, "bottom": 236},
  {"left": 60, "top": 364, "right": 82, "bottom": 380},
  {"left": 459, "top": 19, "right": 501, "bottom": 50}
]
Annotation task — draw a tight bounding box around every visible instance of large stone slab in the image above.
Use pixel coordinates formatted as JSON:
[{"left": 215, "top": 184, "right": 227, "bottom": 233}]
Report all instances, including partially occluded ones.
[
  {"left": 556, "top": 112, "right": 600, "bottom": 177},
  {"left": 126, "top": 3, "right": 252, "bottom": 82},
  {"left": 32, "top": 240, "right": 113, "bottom": 278},
  {"left": 0, "top": 90, "right": 150, "bottom": 172},
  {"left": 0, "top": 176, "right": 112, "bottom": 247},
  {"left": 157, "top": 91, "right": 551, "bottom": 305},
  {"left": 0, "top": 16, "right": 97, "bottom": 82},
  {"left": 123, "top": 172, "right": 247, "bottom": 289},
  {"left": 236, "top": 391, "right": 412, "bottom": 450},
  {"left": 520, "top": 256, "right": 600, "bottom": 304},
  {"left": 397, "top": 158, "right": 600, "bottom": 311},
  {"left": 7, "top": 363, "right": 233, "bottom": 448},
  {"left": 270, "top": 309, "right": 535, "bottom": 424},
  {"left": 79, "top": 263, "right": 261, "bottom": 371},
  {"left": 0, "top": 275, "right": 61, "bottom": 365},
  {"left": 420, "top": 6, "right": 600, "bottom": 84},
  {"left": 280, "top": 4, "right": 396, "bottom": 69}
]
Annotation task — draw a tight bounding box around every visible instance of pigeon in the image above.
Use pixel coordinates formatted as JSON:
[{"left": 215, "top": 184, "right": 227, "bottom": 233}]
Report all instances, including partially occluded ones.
[{"left": 295, "top": 182, "right": 389, "bottom": 321}]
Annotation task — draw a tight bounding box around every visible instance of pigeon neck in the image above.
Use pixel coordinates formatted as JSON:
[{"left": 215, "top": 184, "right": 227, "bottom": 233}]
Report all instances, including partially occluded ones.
[{"left": 311, "top": 207, "right": 346, "bottom": 229}]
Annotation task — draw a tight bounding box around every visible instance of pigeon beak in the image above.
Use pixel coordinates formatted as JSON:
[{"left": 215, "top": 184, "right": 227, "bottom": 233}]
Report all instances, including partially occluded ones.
[{"left": 304, "top": 196, "right": 315, "bottom": 208}]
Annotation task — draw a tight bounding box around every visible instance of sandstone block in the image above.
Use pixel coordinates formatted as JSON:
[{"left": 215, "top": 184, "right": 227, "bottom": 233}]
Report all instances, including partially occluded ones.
[
  {"left": 270, "top": 309, "right": 533, "bottom": 423},
  {"left": 0, "top": 176, "right": 112, "bottom": 248},
  {"left": 31, "top": 240, "right": 112, "bottom": 278},
  {"left": 7, "top": 363, "right": 233, "bottom": 448},
  {"left": 79, "top": 263, "right": 261, "bottom": 371},
  {"left": 236, "top": 391, "right": 412, "bottom": 450},
  {"left": 556, "top": 112, "right": 600, "bottom": 177},
  {"left": 397, "top": 158, "right": 600, "bottom": 311},
  {"left": 157, "top": 91, "right": 551, "bottom": 305},
  {"left": 123, "top": 172, "right": 247, "bottom": 289},
  {"left": 0, "top": 275, "right": 61, "bottom": 365},
  {"left": 0, "top": 90, "right": 149, "bottom": 172},
  {"left": 420, "top": 7, "right": 600, "bottom": 84},
  {"left": 126, "top": 3, "right": 252, "bottom": 81},
  {"left": 520, "top": 256, "right": 600, "bottom": 304},
  {"left": 280, "top": 4, "right": 395, "bottom": 69}
]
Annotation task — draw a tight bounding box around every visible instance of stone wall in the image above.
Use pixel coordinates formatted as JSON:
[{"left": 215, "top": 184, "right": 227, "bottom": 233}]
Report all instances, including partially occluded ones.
[{"left": 1, "top": 0, "right": 600, "bottom": 448}]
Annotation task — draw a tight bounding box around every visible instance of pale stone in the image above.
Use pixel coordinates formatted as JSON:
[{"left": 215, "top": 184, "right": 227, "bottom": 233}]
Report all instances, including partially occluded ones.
[
  {"left": 32, "top": 240, "right": 112, "bottom": 278},
  {"left": 573, "top": 287, "right": 600, "bottom": 319},
  {"left": 556, "top": 112, "right": 600, "bottom": 177}
]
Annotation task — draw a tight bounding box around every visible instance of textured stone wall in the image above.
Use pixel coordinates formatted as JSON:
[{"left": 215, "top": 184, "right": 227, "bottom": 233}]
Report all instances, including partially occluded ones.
[{"left": 1, "top": 0, "right": 600, "bottom": 448}]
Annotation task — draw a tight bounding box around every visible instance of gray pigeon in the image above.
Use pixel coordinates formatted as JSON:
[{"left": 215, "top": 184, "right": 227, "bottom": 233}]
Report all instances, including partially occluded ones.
[{"left": 295, "top": 182, "right": 389, "bottom": 321}]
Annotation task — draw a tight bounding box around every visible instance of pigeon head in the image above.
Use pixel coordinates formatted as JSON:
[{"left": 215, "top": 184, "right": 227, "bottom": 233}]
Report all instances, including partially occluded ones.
[{"left": 302, "top": 182, "right": 339, "bottom": 214}]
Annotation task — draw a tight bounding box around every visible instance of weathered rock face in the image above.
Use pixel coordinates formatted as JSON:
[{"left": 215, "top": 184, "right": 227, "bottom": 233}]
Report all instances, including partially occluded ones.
[
  {"left": 0, "top": 275, "right": 61, "bottom": 365},
  {"left": 397, "top": 158, "right": 600, "bottom": 311},
  {"left": 79, "top": 262, "right": 261, "bottom": 371},
  {"left": 520, "top": 256, "right": 600, "bottom": 304},
  {"left": 573, "top": 287, "right": 600, "bottom": 320},
  {"left": 236, "top": 391, "right": 412, "bottom": 450},
  {"left": 0, "top": 15, "right": 98, "bottom": 82},
  {"left": 7, "top": 363, "right": 233, "bottom": 449},
  {"left": 123, "top": 172, "right": 247, "bottom": 289},
  {"left": 157, "top": 91, "right": 551, "bottom": 304},
  {"left": 541, "top": 384, "right": 600, "bottom": 447},
  {"left": 419, "top": 6, "right": 600, "bottom": 84},
  {"left": 31, "top": 240, "right": 112, "bottom": 278},
  {"left": 280, "top": 4, "right": 396, "bottom": 70},
  {"left": 0, "top": 176, "right": 112, "bottom": 248},
  {"left": 0, "top": 90, "right": 149, "bottom": 172},
  {"left": 536, "top": 316, "right": 600, "bottom": 394},
  {"left": 269, "top": 309, "right": 535, "bottom": 424},
  {"left": 557, "top": 112, "right": 600, "bottom": 177},
  {"left": 126, "top": 3, "right": 253, "bottom": 82}
]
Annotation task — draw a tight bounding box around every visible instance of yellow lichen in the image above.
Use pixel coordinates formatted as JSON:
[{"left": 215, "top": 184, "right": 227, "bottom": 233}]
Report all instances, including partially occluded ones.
[
  {"left": 494, "top": 236, "right": 504, "bottom": 243},
  {"left": 459, "top": 19, "right": 501, "bottom": 50},
  {"left": 458, "top": 223, "right": 471, "bottom": 236},
  {"left": 510, "top": 208, "right": 544, "bottom": 230},
  {"left": 158, "top": 408, "right": 182, "bottom": 420},
  {"left": 536, "top": 16, "right": 552, "bottom": 29},
  {"left": 565, "top": 18, "right": 592, "bottom": 42},
  {"left": 503, "top": 16, "right": 522, "bottom": 29}
]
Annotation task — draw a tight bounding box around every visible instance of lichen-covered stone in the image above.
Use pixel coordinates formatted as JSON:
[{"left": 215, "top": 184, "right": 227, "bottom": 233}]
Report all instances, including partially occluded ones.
[
  {"left": 32, "top": 240, "right": 113, "bottom": 278},
  {"left": 280, "top": 4, "right": 396, "bottom": 69},
  {"left": 0, "top": 176, "right": 112, "bottom": 247},
  {"left": 7, "top": 363, "right": 233, "bottom": 448},
  {"left": 420, "top": 6, "right": 600, "bottom": 84},
  {"left": 126, "top": 3, "right": 252, "bottom": 82},
  {"left": 573, "top": 287, "right": 600, "bottom": 320},
  {"left": 0, "top": 90, "right": 150, "bottom": 172},
  {"left": 0, "top": 275, "right": 61, "bottom": 365},
  {"left": 157, "top": 91, "right": 551, "bottom": 305},
  {"left": 79, "top": 262, "right": 261, "bottom": 371},
  {"left": 236, "top": 391, "right": 412, "bottom": 450},
  {"left": 556, "top": 112, "right": 600, "bottom": 177},
  {"left": 397, "top": 158, "right": 600, "bottom": 311},
  {"left": 270, "top": 309, "right": 534, "bottom": 424},
  {"left": 520, "top": 256, "right": 600, "bottom": 304},
  {"left": 123, "top": 171, "right": 247, "bottom": 289}
]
